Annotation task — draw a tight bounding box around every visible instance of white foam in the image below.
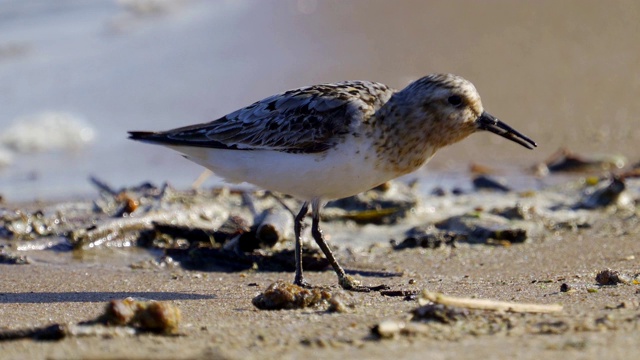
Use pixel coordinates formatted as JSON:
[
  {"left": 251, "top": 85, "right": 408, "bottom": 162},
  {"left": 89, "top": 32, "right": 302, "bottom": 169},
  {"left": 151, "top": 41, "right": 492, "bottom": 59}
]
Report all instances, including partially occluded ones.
[{"left": 1, "top": 111, "right": 95, "bottom": 153}]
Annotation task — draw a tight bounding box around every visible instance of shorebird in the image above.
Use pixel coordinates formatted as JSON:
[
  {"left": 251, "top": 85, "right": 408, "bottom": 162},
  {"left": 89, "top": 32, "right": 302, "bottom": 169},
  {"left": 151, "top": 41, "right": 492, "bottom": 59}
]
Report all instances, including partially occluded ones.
[{"left": 129, "top": 73, "right": 537, "bottom": 291}]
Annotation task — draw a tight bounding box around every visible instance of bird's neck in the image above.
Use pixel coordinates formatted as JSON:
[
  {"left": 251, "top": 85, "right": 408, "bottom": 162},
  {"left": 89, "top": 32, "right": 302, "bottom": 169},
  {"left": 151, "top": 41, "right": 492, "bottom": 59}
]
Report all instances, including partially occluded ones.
[{"left": 370, "top": 97, "right": 440, "bottom": 175}]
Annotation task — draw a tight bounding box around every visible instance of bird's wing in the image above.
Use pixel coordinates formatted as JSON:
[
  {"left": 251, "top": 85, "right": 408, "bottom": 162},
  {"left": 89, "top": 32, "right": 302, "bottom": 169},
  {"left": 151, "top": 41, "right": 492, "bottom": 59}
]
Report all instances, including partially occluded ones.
[{"left": 130, "top": 81, "right": 394, "bottom": 154}]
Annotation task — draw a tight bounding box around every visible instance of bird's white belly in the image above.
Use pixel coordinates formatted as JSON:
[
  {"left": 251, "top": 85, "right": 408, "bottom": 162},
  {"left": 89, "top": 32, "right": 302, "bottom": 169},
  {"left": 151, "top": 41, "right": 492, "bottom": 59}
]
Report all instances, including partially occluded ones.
[{"left": 168, "top": 141, "right": 394, "bottom": 200}]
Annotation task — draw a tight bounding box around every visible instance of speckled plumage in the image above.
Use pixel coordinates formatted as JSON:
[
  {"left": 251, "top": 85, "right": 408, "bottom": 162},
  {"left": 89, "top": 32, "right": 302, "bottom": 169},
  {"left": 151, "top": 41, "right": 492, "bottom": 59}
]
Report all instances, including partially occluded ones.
[
  {"left": 146, "top": 80, "right": 394, "bottom": 154},
  {"left": 129, "top": 73, "right": 536, "bottom": 290}
]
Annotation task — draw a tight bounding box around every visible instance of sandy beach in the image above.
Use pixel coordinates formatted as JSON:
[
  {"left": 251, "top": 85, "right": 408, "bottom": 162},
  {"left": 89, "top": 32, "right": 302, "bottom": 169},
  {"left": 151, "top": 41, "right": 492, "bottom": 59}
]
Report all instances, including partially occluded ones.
[{"left": 2, "top": 165, "right": 640, "bottom": 359}]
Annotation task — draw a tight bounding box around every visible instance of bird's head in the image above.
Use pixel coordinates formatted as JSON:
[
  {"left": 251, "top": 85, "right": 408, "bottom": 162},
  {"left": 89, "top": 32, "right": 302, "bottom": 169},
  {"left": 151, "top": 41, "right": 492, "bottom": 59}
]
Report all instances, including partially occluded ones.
[{"left": 397, "top": 73, "right": 537, "bottom": 150}]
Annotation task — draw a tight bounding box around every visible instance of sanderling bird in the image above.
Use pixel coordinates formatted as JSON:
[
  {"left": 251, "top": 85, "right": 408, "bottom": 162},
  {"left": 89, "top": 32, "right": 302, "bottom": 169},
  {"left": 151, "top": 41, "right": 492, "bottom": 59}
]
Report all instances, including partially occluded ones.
[{"left": 129, "top": 73, "right": 537, "bottom": 291}]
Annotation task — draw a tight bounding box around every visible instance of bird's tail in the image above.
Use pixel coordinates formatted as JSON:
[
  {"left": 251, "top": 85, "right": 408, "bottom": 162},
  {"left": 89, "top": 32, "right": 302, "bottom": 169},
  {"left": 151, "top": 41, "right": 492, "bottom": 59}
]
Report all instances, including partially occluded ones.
[{"left": 128, "top": 131, "right": 172, "bottom": 145}]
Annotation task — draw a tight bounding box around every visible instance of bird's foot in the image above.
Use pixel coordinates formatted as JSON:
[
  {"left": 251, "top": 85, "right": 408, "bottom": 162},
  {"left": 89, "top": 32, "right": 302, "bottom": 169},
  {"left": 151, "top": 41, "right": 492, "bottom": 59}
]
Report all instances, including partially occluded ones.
[
  {"left": 338, "top": 275, "right": 390, "bottom": 292},
  {"left": 293, "top": 276, "right": 313, "bottom": 289}
]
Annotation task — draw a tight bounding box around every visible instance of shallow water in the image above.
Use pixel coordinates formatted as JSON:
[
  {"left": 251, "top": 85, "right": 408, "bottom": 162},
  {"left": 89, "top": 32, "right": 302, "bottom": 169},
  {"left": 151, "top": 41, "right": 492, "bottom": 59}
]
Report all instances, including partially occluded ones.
[{"left": 1, "top": 0, "right": 638, "bottom": 202}]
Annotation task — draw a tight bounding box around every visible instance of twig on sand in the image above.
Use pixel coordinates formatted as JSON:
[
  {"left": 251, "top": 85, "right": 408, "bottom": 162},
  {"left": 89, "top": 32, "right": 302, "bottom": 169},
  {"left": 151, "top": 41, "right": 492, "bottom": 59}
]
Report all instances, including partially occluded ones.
[
  {"left": 420, "top": 290, "right": 563, "bottom": 314},
  {"left": 191, "top": 169, "right": 213, "bottom": 189}
]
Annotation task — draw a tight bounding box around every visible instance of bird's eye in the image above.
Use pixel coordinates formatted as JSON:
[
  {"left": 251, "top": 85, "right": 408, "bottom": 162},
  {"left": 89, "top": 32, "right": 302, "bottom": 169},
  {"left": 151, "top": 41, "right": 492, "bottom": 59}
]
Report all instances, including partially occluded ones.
[{"left": 447, "top": 95, "right": 463, "bottom": 107}]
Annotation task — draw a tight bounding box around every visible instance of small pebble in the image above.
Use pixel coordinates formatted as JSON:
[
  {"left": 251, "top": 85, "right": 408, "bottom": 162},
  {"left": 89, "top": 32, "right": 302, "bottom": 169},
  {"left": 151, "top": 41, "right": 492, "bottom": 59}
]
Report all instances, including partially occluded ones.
[
  {"left": 103, "top": 298, "right": 181, "bottom": 334},
  {"left": 372, "top": 319, "right": 405, "bottom": 339}
]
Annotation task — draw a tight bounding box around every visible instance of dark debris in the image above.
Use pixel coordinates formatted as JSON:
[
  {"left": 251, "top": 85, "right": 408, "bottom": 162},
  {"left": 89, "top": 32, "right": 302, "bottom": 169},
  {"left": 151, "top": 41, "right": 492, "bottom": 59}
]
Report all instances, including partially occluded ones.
[
  {"left": 595, "top": 269, "right": 631, "bottom": 285},
  {"left": 412, "top": 304, "right": 470, "bottom": 324},
  {"left": 393, "top": 226, "right": 463, "bottom": 250},
  {"left": 473, "top": 175, "right": 511, "bottom": 192},
  {"left": 0, "top": 249, "right": 31, "bottom": 265}
]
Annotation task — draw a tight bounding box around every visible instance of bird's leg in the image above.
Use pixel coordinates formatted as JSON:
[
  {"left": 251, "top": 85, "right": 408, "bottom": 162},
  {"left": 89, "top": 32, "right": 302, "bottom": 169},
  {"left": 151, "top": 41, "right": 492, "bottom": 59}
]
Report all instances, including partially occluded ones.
[
  {"left": 293, "top": 202, "right": 310, "bottom": 287},
  {"left": 310, "top": 199, "right": 370, "bottom": 291}
]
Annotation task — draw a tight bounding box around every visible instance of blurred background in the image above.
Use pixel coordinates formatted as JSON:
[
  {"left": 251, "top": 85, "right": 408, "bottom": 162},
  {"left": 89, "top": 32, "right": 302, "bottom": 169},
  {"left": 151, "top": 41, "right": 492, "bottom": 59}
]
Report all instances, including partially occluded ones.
[{"left": 0, "top": 0, "right": 639, "bottom": 201}]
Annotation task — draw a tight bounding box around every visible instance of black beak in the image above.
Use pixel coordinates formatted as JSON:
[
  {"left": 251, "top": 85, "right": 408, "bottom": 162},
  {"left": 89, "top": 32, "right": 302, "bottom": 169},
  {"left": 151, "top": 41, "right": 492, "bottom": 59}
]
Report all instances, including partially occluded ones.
[{"left": 475, "top": 112, "right": 537, "bottom": 149}]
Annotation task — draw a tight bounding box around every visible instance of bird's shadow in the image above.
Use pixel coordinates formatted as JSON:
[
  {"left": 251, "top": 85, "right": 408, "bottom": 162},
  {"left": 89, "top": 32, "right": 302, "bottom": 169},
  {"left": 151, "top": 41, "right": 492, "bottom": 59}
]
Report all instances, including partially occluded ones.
[
  {"left": 166, "top": 248, "right": 403, "bottom": 279},
  {"left": 0, "top": 291, "right": 216, "bottom": 304}
]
